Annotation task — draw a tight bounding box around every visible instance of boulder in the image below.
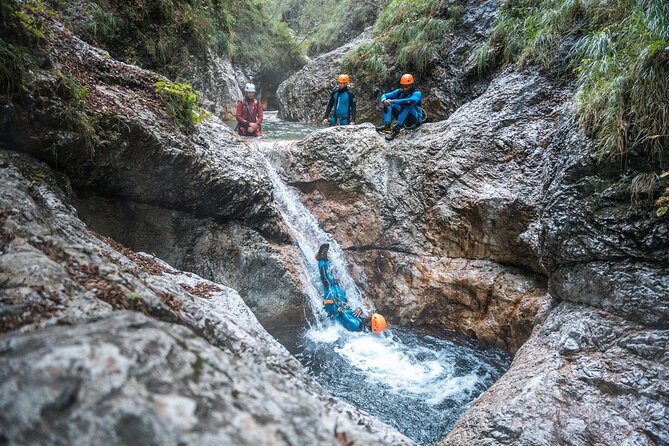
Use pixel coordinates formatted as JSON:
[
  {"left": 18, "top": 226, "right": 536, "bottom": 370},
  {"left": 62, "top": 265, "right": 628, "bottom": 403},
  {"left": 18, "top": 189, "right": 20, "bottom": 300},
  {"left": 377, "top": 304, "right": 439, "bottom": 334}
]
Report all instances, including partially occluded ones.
[
  {"left": 440, "top": 303, "right": 669, "bottom": 445},
  {"left": 0, "top": 13, "right": 312, "bottom": 327},
  {"left": 192, "top": 49, "right": 243, "bottom": 120}
]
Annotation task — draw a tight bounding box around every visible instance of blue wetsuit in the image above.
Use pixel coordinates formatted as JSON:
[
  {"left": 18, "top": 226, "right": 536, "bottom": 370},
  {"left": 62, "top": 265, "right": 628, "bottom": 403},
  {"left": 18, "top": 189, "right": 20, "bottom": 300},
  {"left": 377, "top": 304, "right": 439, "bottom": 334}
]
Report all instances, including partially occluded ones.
[
  {"left": 323, "top": 87, "right": 357, "bottom": 126},
  {"left": 318, "top": 259, "right": 364, "bottom": 331},
  {"left": 381, "top": 87, "right": 423, "bottom": 128}
]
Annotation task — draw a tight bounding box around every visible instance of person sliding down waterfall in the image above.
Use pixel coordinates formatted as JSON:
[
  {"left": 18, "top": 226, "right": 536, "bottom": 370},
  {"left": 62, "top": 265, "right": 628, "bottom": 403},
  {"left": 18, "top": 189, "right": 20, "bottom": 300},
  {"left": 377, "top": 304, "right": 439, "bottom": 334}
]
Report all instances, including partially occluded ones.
[
  {"left": 316, "top": 243, "right": 387, "bottom": 333},
  {"left": 375, "top": 73, "right": 425, "bottom": 141}
]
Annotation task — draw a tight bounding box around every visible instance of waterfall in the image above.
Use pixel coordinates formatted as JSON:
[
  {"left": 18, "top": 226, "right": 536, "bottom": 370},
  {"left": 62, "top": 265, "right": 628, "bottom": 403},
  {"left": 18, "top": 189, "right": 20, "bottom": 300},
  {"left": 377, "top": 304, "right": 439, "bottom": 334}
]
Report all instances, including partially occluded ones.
[
  {"left": 246, "top": 135, "right": 509, "bottom": 446},
  {"left": 251, "top": 139, "right": 370, "bottom": 323}
]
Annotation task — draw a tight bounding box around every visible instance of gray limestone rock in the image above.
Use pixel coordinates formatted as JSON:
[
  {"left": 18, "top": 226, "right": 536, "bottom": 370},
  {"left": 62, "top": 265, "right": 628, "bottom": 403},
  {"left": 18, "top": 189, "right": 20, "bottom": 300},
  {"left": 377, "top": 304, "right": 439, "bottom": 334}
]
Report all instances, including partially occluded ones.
[{"left": 440, "top": 303, "right": 669, "bottom": 446}]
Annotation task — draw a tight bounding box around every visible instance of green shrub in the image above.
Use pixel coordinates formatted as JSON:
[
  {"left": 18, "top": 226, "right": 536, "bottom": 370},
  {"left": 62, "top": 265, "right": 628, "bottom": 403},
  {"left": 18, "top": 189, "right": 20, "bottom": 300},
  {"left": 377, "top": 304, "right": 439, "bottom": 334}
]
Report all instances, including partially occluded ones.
[
  {"left": 229, "top": 0, "right": 304, "bottom": 72},
  {"left": 155, "top": 80, "right": 210, "bottom": 133},
  {"left": 60, "top": 0, "right": 234, "bottom": 80},
  {"left": 0, "top": 0, "right": 42, "bottom": 96},
  {"left": 342, "top": 41, "right": 389, "bottom": 82},
  {"left": 476, "top": 0, "right": 669, "bottom": 162},
  {"left": 343, "top": 0, "right": 459, "bottom": 86},
  {"left": 277, "top": 0, "right": 376, "bottom": 55}
]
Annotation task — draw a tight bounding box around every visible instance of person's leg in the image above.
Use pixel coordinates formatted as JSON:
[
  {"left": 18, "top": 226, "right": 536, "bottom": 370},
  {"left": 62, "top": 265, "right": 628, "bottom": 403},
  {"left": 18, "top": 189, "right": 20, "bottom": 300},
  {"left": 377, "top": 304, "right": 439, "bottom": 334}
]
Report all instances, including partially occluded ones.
[
  {"left": 395, "top": 105, "right": 415, "bottom": 127},
  {"left": 377, "top": 104, "right": 399, "bottom": 131},
  {"left": 318, "top": 260, "right": 334, "bottom": 291}
]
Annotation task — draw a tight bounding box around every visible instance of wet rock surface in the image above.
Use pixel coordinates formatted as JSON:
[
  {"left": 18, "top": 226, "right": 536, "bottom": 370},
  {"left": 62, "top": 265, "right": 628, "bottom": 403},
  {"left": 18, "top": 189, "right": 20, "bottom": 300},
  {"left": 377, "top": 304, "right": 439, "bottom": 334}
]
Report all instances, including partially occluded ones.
[
  {"left": 192, "top": 50, "right": 243, "bottom": 120},
  {"left": 440, "top": 303, "right": 669, "bottom": 446},
  {"left": 0, "top": 150, "right": 416, "bottom": 446},
  {"left": 73, "top": 193, "right": 305, "bottom": 325},
  {"left": 0, "top": 13, "right": 310, "bottom": 327},
  {"left": 0, "top": 17, "right": 282, "bottom": 239}
]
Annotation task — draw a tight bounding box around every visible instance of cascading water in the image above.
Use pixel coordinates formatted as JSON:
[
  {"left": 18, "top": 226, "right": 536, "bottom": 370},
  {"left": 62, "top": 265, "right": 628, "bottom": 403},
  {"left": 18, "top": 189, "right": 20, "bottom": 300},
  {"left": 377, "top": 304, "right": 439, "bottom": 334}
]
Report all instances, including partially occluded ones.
[{"left": 239, "top": 118, "right": 510, "bottom": 446}]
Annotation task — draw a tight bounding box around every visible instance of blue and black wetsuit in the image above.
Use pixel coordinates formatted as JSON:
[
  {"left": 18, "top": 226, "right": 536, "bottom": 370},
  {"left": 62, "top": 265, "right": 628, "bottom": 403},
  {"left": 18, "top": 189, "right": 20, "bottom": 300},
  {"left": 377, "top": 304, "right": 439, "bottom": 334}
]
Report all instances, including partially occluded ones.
[
  {"left": 318, "top": 259, "right": 364, "bottom": 331},
  {"left": 323, "top": 87, "right": 357, "bottom": 126},
  {"left": 381, "top": 87, "right": 424, "bottom": 128}
]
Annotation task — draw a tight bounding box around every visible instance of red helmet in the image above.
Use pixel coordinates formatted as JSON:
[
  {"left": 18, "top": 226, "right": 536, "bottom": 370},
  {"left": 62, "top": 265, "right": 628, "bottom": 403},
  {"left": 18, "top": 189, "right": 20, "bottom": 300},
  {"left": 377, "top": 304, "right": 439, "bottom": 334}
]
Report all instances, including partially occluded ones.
[
  {"left": 400, "top": 73, "right": 414, "bottom": 85},
  {"left": 337, "top": 74, "right": 350, "bottom": 83},
  {"left": 370, "top": 313, "right": 387, "bottom": 333}
]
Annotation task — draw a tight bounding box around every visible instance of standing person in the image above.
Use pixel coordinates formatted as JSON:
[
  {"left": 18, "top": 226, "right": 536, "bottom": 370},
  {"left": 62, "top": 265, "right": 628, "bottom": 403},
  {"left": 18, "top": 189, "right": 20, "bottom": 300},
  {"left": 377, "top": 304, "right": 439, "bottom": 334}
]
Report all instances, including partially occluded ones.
[
  {"left": 322, "top": 74, "right": 357, "bottom": 126},
  {"left": 315, "top": 243, "right": 387, "bottom": 333},
  {"left": 375, "top": 73, "right": 424, "bottom": 141},
  {"left": 236, "top": 82, "right": 264, "bottom": 137}
]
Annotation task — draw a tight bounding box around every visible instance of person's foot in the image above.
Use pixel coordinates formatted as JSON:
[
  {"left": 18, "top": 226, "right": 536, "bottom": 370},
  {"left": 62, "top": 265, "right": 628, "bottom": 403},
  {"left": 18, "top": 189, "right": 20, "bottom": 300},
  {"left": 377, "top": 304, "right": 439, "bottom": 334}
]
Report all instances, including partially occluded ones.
[
  {"left": 375, "top": 121, "right": 391, "bottom": 132},
  {"left": 316, "top": 243, "right": 329, "bottom": 261},
  {"left": 385, "top": 124, "right": 401, "bottom": 141}
]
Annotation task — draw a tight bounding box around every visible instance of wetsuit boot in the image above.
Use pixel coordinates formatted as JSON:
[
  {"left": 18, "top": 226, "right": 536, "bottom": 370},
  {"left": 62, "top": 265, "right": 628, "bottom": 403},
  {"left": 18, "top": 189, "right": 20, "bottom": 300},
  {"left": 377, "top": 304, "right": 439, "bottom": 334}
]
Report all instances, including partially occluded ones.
[
  {"left": 385, "top": 124, "right": 401, "bottom": 141},
  {"left": 316, "top": 243, "right": 329, "bottom": 261},
  {"left": 375, "top": 121, "right": 391, "bottom": 132}
]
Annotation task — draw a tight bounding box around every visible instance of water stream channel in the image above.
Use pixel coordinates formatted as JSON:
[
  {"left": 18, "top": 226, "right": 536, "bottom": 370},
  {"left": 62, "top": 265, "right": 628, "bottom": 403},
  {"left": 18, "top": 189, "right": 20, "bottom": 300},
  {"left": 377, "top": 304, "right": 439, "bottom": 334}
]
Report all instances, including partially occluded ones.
[{"left": 229, "top": 112, "right": 511, "bottom": 445}]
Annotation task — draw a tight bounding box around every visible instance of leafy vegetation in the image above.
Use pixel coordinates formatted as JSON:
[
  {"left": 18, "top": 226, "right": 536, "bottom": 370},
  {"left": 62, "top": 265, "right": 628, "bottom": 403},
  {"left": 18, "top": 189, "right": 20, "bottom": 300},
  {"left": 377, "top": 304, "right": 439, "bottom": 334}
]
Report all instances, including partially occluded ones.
[
  {"left": 343, "top": 0, "right": 462, "bottom": 86},
  {"left": 55, "top": 0, "right": 305, "bottom": 83},
  {"left": 59, "top": 0, "right": 234, "bottom": 81},
  {"left": 0, "top": 0, "right": 45, "bottom": 96},
  {"left": 155, "top": 80, "right": 210, "bottom": 133},
  {"left": 475, "top": 0, "right": 669, "bottom": 163},
  {"left": 654, "top": 172, "right": 669, "bottom": 218},
  {"left": 277, "top": 0, "right": 377, "bottom": 55},
  {"left": 230, "top": 0, "right": 304, "bottom": 73}
]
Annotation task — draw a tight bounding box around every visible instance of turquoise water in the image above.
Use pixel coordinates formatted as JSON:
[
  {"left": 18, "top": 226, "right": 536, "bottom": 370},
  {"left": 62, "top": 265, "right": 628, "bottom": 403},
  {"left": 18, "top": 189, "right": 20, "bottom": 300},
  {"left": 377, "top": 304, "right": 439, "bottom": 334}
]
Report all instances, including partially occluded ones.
[{"left": 225, "top": 110, "right": 322, "bottom": 140}]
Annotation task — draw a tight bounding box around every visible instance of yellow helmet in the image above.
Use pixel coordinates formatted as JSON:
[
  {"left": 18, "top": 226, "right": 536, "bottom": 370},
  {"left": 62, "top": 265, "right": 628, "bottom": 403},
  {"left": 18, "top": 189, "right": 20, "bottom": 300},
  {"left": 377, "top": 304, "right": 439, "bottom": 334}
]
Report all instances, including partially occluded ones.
[
  {"left": 370, "top": 313, "right": 387, "bottom": 333},
  {"left": 337, "top": 74, "right": 350, "bottom": 83},
  {"left": 400, "top": 73, "right": 414, "bottom": 85}
]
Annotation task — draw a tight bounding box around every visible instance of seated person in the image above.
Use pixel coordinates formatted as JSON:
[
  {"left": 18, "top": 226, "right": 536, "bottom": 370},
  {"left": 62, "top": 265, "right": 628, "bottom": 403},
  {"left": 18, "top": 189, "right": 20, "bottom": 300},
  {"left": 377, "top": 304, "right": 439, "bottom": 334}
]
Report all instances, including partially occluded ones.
[
  {"left": 375, "top": 73, "right": 424, "bottom": 141},
  {"left": 316, "top": 243, "right": 386, "bottom": 333},
  {"left": 235, "top": 82, "right": 263, "bottom": 137}
]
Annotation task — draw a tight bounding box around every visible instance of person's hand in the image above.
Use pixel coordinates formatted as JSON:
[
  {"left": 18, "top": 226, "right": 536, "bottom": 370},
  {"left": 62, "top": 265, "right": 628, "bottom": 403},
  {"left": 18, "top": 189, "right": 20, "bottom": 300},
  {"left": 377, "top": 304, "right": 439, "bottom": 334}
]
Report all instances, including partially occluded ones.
[
  {"left": 249, "top": 123, "right": 257, "bottom": 130},
  {"left": 352, "top": 307, "right": 363, "bottom": 317},
  {"left": 383, "top": 99, "right": 393, "bottom": 106},
  {"left": 349, "top": 121, "right": 355, "bottom": 125},
  {"left": 322, "top": 118, "right": 329, "bottom": 125}
]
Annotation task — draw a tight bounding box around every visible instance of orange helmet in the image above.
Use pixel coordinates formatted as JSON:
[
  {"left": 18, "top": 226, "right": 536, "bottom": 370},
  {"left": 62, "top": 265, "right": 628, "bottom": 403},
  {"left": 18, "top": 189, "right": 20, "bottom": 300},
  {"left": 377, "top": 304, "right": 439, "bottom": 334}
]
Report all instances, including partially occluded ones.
[
  {"left": 337, "top": 74, "right": 350, "bottom": 83},
  {"left": 370, "top": 313, "right": 387, "bottom": 333},
  {"left": 400, "top": 73, "right": 414, "bottom": 85}
]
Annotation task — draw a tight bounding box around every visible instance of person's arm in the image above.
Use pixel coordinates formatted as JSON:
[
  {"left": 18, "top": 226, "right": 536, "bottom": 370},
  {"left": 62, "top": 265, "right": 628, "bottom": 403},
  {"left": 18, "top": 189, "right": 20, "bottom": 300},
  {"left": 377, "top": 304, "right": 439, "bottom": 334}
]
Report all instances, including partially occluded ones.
[
  {"left": 235, "top": 101, "right": 245, "bottom": 125},
  {"left": 382, "top": 89, "right": 401, "bottom": 106},
  {"left": 322, "top": 91, "right": 335, "bottom": 123},
  {"left": 255, "top": 101, "right": 263, "bottom": 125},
  {"left": 393, "top": 90, "right": 422, "bottom": 106},
  {"left": 349, "top": 91, "right": 356, "bottom": 124}
]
